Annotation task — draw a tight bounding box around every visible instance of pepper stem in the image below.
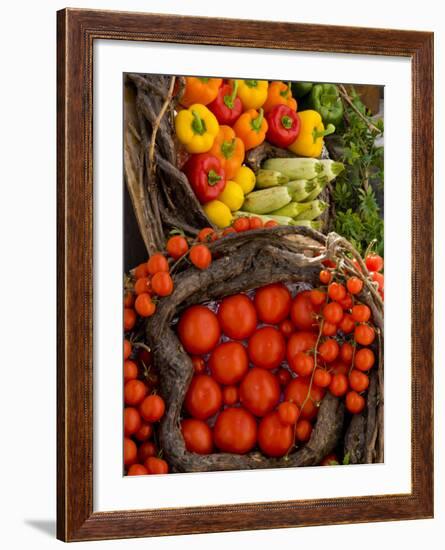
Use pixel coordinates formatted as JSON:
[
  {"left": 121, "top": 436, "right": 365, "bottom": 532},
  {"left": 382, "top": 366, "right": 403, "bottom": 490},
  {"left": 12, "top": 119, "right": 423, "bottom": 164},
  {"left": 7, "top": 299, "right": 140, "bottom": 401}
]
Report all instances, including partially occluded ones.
[
  {"left": 279, "top": 82, "right": 292, "bottom": 98},
  {"left": 281, "top": 115, "right": 293, "bottom": 129},
  {"left": 251, "top": 108, "right": 264, "bottom": 132},
  {"left": 224, "top": 80, "right": 238, "bottom": 110},
  {"left": 221, "top": 138, "right": 236, "bottom": 159},
  {"left": 191, "top": 110, "right": 207, "bottom": 135},
  {"left": 245, "top": 79, "right": 258, "bottom": 88},
  {"left": 207, "top": 170, "right": 222, "bottom": 186},
  {"left": 312, "top": 123, "right": 335, "bottom": 142}
]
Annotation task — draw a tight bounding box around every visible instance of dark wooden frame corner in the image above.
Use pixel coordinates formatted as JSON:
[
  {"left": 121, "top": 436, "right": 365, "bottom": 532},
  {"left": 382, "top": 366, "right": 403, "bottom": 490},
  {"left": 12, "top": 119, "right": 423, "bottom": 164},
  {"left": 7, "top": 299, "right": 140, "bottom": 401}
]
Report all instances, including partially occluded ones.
[{"left": 57, "top": 8, "right": 434, "bottom": 542}]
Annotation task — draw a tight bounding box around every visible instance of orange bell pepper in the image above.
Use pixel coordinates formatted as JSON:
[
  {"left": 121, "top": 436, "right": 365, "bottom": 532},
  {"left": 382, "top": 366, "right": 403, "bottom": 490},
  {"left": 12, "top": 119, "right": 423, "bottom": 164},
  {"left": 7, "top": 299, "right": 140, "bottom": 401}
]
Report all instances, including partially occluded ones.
[
  {"left": 209, "top": 125, "right": 245, "bottom": 179},
  {"left": 233, "top": 108, "right": 268, "bottom": 151},
  {"left": 262, "top": 81, "right": 297, "bottom": 114},
  {"left": 180, "top": 77, "right": 223, "bottom": 107}
]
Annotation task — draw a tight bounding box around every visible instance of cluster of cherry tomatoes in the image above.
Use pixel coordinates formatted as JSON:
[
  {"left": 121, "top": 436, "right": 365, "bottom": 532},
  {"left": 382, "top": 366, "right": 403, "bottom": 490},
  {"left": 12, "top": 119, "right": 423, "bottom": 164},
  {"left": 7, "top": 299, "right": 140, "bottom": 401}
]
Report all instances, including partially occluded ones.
[{"left": 177, "top": 255, "right": 382, "bottom": 460}]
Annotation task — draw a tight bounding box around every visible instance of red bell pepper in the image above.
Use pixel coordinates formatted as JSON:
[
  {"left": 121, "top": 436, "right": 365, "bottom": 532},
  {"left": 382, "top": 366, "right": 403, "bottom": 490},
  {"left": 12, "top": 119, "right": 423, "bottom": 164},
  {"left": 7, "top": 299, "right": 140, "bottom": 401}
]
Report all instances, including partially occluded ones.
[
  {"left": 207, "top": 81, "right": 243, "bottom": 126},
  {"left": 183, "top": 153, "right": 226, "bottom": 204},
  {"left": 265, "top": 104, "right": 301, "bottom": 148}
]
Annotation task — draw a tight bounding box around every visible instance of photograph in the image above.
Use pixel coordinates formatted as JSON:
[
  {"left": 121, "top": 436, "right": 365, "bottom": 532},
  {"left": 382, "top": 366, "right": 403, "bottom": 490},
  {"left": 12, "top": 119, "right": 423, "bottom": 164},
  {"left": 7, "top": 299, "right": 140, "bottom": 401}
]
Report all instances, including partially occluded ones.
[{"left": 122, "top": 74, "right": 385, "bottom": 475}]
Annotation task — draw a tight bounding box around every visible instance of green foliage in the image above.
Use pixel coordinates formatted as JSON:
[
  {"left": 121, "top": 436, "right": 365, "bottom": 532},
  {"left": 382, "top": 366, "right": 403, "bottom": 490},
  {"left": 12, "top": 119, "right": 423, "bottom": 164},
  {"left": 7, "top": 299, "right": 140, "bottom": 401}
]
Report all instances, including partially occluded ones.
[{"left": 332, "top": 88, "right": 384, "bottom": 256}]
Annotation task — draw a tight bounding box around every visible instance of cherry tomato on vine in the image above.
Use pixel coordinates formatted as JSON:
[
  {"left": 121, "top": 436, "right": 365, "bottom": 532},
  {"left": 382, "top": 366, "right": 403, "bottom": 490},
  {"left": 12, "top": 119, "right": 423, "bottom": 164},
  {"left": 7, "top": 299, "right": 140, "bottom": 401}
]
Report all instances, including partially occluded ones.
[
  {"left": 139, "top": 394, "right": 165, "bottom": 422},
  {"left": 310, "top": 289, "right": 327, "bottom": 306},
  {"left": 329, "top": 373, "right": 349, "bottom": 397},
  {"left": 249, "top": 216, "right": 263, "bottom": 229},
  {"left": 351, "top": 304, "right": 371, "bottom": 323},
  {"left": 134, "top": 262, "right": 149, "bottom": 280},
  {"left": 322, "top": 321, "right": 338, "bottom": 336},
  {"left": 124, "top": 339, "right": 132, "bottom": 360},
  {"left": 370, "top": 271, "right": 384, "bottom": 291},
  {"left": 151, "top": 272, "right": 174, "bottom": 296},
  {"left": 354, "top": 347, "right": 375, "bottom": 371},
  {"left": 138, "top": 441, "right": 157, "bottom": 463},
  {"left": 181, "top": 418, "right": 213, "bottom": 454},
  {"left": 185, "top": 375, "right": 222, "bottom": 420},
  {"left": 147, "top": 253, "right": 169, "bottom": 275},
  {"left": 134, "top": 277, "right": 152, "bottom": 296},
  {"left": 319, "top": 339, "right": 340, "bottom": 363},
  {"left": 287, "top": 331, "right": 317, "bottom": 362},
  {"left": 354, "top": 324, "right": 376, "bottom": 346},
  {"left": 365, "top": 253, "right": 384, "bottom": 272},
  {"left": 240, "top": 367, "right": 280, "bottom": 417},
  {"left": 124, "top": 291, "right": 134, "bottom": 308},
  {"left": 313, "top": 368, "right": 332, "bottom": 388},
  {"left": 279, "top": 319, "right": 294, "bottom": 339},
  {"left": 217, "top": 294, "right": 257, "bottom": 340},
  {"left": 295, "top": 419, "right": 313, "bottom": 442},
  {"left": 284, "top": 378, "right": 325, "bottom": 420},
  {"left": 290, "top": 291, "right": 317, "bottom": 330},
  {"left": 178, "top": 305, "right": 221, "bottom": 354},
  {"left": 124, "top": 359, "right": 138, "bottom": 382},
  {"left": 322, "top": 302, "right": 343, "bottom": 324},
  {"left": 232, "top": 217, "right": 250, "bottom": 232},
  {"left": 124, "top": 407, "right": 142, "bottom": 436},
  {"left": 328, "top": 282, "right": 346, "bottom": 302},
  {"left": 124, "top": 379, "right": 148, "bottom": 406},
  {"left": 124, "top": 308, "right": 137, "bottom": 331},
  {"left": 254, "top": 283, "right": 291, "bottom": 324},
  {"left": 134, "top": 293, "right": 156, "bottom": 317},
  {"left": 258, "top": 411, "right": 293, "bottom": 457},
  {"left": 190, "top": 244, "right": 212, "bottom": 270},
  {"left": 338, "top": 313, "right": 355, "bottom": 334},
  {"left": 198, "top": 227, "right": 216, "bottom": 242},
  {"left": 277, "top": 401, "right": 300, "bottom": 425},
  {"left": 124, "top": 437, "right": 137, "bottom": 467},
  {"left": 339, "top": 293, "right": 353, "bottom": 310},
  {"left": 289, "top": 351, "right": 314, "bottom": 376},
  {"left": 145, "top": 457, "right": 169, "bottom": 474},
  {"left": 349, "top": 370, "right": 370, "bottom": 392},
  {"left": 265, "top": 220, "right": 279, "bottom": 228},
  {"left": 319, "top": 270, "right": 332, "bottom": 284},
  {"left": 277, "top": 367, "right": 292, "bottom": 387},
  {"left": 213, "top": 407, "right": 257, "bottom": 454},
  {"left": 347, "top": 277, "right": 363, "bottom": 295},
  {"left": 166, "top": 235, "right": 189, "bottom": 259},
  {"left": 345, "top": 391, "right": 366, "bottom": 414},
  {"left": 134, "top": 421, "right": 153, "bottom": 442},
  {"left": 127, "top": 464, "right": 149, "bottom": 476},
  {"left": 340, "top": 342, "right": 354, "bottom": 365}
]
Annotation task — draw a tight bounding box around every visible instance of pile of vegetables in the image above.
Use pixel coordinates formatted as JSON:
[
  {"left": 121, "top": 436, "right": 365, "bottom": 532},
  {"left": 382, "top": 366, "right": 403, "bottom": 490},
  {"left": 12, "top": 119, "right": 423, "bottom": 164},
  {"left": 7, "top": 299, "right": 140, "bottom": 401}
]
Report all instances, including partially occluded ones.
[{"left": 174, "top": 77, "right": 342, "bottom": 230}]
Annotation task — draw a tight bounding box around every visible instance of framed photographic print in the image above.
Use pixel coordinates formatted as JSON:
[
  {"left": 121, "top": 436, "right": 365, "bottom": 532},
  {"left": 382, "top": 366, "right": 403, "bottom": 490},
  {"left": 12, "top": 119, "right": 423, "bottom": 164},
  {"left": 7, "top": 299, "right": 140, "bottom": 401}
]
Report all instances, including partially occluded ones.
[{"left": 57, "top": 8, "right": 434, "bottom": 542}]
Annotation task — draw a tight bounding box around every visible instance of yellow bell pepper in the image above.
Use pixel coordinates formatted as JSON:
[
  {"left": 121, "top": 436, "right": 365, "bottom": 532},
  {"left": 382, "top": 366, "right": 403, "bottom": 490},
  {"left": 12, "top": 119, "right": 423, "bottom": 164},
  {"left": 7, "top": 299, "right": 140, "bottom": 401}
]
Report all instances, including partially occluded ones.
[
  {"left": 175, "top": 104, "right": 220, "bottom": 153},
  {"left": 288, "top": 110, "right": 335, "bottom": 157},
  {"left": 234, "top": 79, "right": 269, "bottom": 110}
]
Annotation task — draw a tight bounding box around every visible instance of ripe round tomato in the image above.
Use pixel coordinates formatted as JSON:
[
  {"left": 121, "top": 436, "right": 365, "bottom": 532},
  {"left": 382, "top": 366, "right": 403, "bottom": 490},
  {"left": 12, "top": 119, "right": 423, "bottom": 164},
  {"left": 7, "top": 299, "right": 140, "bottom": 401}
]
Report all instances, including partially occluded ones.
[
  {"left": 208, "top": 341, "right": 248, "bottom": 385},
  {"left": 295, "top": 419, "right": 313, "bottom": 442},
  {"left": 351, "top": 304, "right": 371, "bottom": 323},
  {"left": 347, "top": 277, "right": 363, "bottom": 295},
  {"left": 138, "top": 441, "right": 157, "bottom": 463},
  {"left": 134, "top": 277, "right": 152, "bottom": 296},
  {"left": 338, "top": 313, "right": 355, "bottom": 334},
  {"left": 319, "top": 270, "right": 332, "bottom": 284},
  {"left": 248, "top": 326, "right": 286, "bottom": 370},
  {"left": 322, "top": 321, "right": 338, "bottom": 336},
  {"left": 249, "top": 216, "right": 263, "bottom": 229},
  {"left": 365, "top": 253, "right": 384, "bottom": 273},
  {"left": 127, "top": 464, "right": 149, "bottom": 476},
  {"left": 232, "top": 217, "right": 250, "bottom": 232},
  {"left": 310, "top": 289, "right": 327, "bottom": 307},
  {"left": 134, "top": 263, "right": 148, "bottom": 280},
  {"left": 147, "top": 253, "right": 169, "bottom": 275},
  {"left": 354, "top": 347, "right": 375, "bottom": 371},
  {"left": 134, "top": 421, "right": 153, "bottom": 442},
  {"left": 330, "top": 360, "right": 348, "bottom": 376},
  {"left": 124, "top": 291, "right": 134, "bottom": 308},
  {"left": 124, "top": 407, "right": 142, "bottom": 436},
  {"left": 217, "top": 294, "right": 257, "bottom": 340},
  {"left": 145, "top": 457, "right": 169, "bottom": 474},
  {"left": 124, "top": 308, "right": 137, "bottom": 331},
  {"left": 329, "top": 373, "right": 349, "bottom": 397},
  {"left": 240, "top": 368, "right": 280, "bottom": 417},
  {"left": 222, "top": 385, "right": 239, "bottom": 405},
  {"left": 254, "top": 283, "right": 291, "bottom": 324},
  {"left": 178, "top": 305, "right": 221, "bottom": 355},
  {"left": 287, "top": 331, "right": 317, "bottom": 364},
  {"left": 349, "top": 370, "right": 370, "bottom": 392},
  {"left": 223, "top": 227, "right": 236, "bottom": 236},
  {"left": 345, "top": 391, "right": 366, "bottom": 414},
  {"left": 289, "top": 351, "right": 314, "bottom": 376},
  {"left": 190, "top": 244, "right": 212, "bottom": 270},
  {"left": 328, "top": 282, "right": 346, "bottom": 302},
  {"left": 185, "top": 375, "right": 222, "bottom": 420},
  {"left": 339, "top": 293, "right": 353, "bottom": 310},
  {"left": 213, "top": 407, "right": 257, "bottom": 454},
  {"left": 370, "top": 271, "right": 384, "bottom": 291},
  {"left": 139, "top": 394, "right": 165, "bottom": 422},
  {"left": 277, "top": 401, "right": 300, "bottom": 425},
  {"left": 265, "top": 220, "right": 279, "bottom": 228},
  {"left": 322, "top": 302, "right": 343, "bottom": 324},
  {"left": 135, "top": 293, "right": 156, "bottom": 317},
  {"left": 277, "top": 367, "right": 292, "bottom": 386},
  {"left": 354, "top": 324, "right": 375, "bottom": 345},
  {"left": 290, "top": 291, "right": 317, "bottom": 330},
  {"left": 191, "top": 356, "right": 206, "bottom": 374},
  {"left": 124, "top": 339, "right": 132, "bottom": 360},
  {"left": 340, "top": 342, "right": 354, "bottom": 365},
  {"left": 166, "top": 235, "right": 189, "bottom": 259},
  {"left": 124, "top": 437, "right": 137, "bottom": 466},
  {"left": 284, "top": 378, "right": 325, "bottom": 420},
  {"left": 320, "top": 453, "right": 338, "bottom": 466},
  {"left": 124, "top": 359, "right": 138, "bottom": 382},
  {"left": 198, "top": 227, "right": 216, "bottom": 242},
  {"left": 313, "top": 368, "right": 332, "bottom": 388},
  {"left": 181, "top": 418, "right": 213, "bottom": 454},
  {"left": 279, "top": 319, "right": 294, "bottom": 339},
  {"left": 319, "top": 339, "right": 340, "bottom": 363},
  {"left": 124, "top": 379, "right": 148, "bottom": 406},
  {"left": 151, "top": 272, "right": 174, "bottom": 297},
  {"left": 258, "top": 411, "right": 293, "bottom": 457}
]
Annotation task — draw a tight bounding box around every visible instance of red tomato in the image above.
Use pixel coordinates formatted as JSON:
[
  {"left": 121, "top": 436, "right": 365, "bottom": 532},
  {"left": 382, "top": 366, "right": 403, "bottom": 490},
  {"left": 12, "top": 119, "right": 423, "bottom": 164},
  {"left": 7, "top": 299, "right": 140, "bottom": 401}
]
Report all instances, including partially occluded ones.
[
  {"left": 320, "top": 453, "right": 339, "bottom": 466},
  {"left": 240, "top": 368, "right": 280, "bottom": 417},
  {"left": 258, "top": 411, "right": 293, "bottom": 457},
  {"left": 349, "top": 370, "right": 370, "bottom": 392},
  {"left": 217, "top": 294, "right": 257, "bottom": 340},
  {"left": 166, "top": 235, "right": 189, "bottom": 259},
  {"left": 277, "top": 367, "right": 292, "bottom": 386},
  {"left": 222, "top": 385, "right": 239, "bottom": 405},
  {"left": 310, "top": 289, "right": 327, "bottom": 306},
  {"left": 181, "top": 418, "right": 213, "bottom": 454},
  {"left": 322, "top": 302, "right": 343, "bottom": 324},
  {"left": 351, "top": 304, "right": 371, "bottom": 323},
  {"left": 185, "top": 375, "right": 222, "bottom": 420},
  {"left": 329, "top": 373, "right": 349, "bottom": 397},
  {"left": 318, "top": 339, "right": 340, "bottom": 363},
  {"left": 265, "top": 220, "right": 279, "bottom": 228},
  {"left": 322, "top": 321, "right": 338, "bottom": 336},
  {"left": 139, "top": 394, "right": 165, "bottom": 422},
  {"left": 213, "top": 407, "right": 257, "bottom": 454},
  {"left": 354, "top": 324, "right": 375, "bottom": 346},
  {"left": 338, "top": 313, "right": 355, "bottom": 334},
  {"left": 208, "top": 341, "right": 248, "bottom": 385},
  {"left": 290, "top": 292, "right": 317, "bottom": 330},
  {"left": 135, "top": 293, "right": 156, "bottom": 317},
  {"left": 191, "top": 356, "right": 206, "bottom": 374},
  {"left": 277, "top": 401, "right": 300, "bottom": 425},
  {"left": 287, "top": 331, "right": 317, "bottom": 364},
  {"left": 124, "top": 291, "right": 134, "bottom": 308},
  {"left": 124, "top": 339, "right": 132, "bottom": 360},
  {"left": 329, "top": 360, "right": 348, "bottom": 376},
  {"left": 354, "top": 348, "right": 375, "bottom": 371},
  {"left": 254, "top": 283, "right": 291, "bottom": 324},
  {"left": 345, "top": 391, "right": 366, "bottom": 414},
  {"left": 295, "top": 419, "right": 313, "bottom": 442},
  {"left": 249, "top": 216, "right": 263, "bottom": 229},
  {"left": 190, "top": 244, "right": 212, "bottom": 270},
  {"left": 145, "top": 457, "right": 169, "bottom": 474},
  {"left": 124, "top": 407, "right": 142, "bottom": 436},
  {"left": 339, "top": 294, "right": 353, "bottom": 310},
  {"left": 340, "top": 342, "right": 354, "bottom": 365},
  {"left": 147, "top": 253, "right": 169, "bottom": 275},
  {"left": 248, "top": 326, "right": 286, "bottom": 370},
  {"left": 284, "top": 378, "right": 325, "bottom": 420},
  {"left": 279, "top": 319, "right": 294, "bottom": 339},
  {"left": 328, "top": 282, "right": 346, "bottom": 302},
  {"left": 124, "top": 437, "right": 137, "bottom": 466},
  {"left": 134, "top": 263, "right": 148, "bottom": 279},
  {"left": 289, "top": 351, "right": 314, "bottom": 376},
  {"left": 198, "top": 227, "right": 216, "bottom": 242},
  {"left": 127, "top": 464, "right": 149, "bottom": 476},
  {"left": 365, "top": 253, "right": 384, "bottom": 273},
  {"left": 232, "top": 217, "right": 250, "bottom": 232},
  {"left": 370, "top": 271, "right": 384, "bottom": 291},
  {"left": 151, "top": 272, "right": 174, "bottom": 297},
  {"left": 178, "top": 305, "right": 221, "bottom": 355},
  {"left": 134, "top": 422, "right": 153, "bottom": 442},
  {"left": 124, "top": 359, "right": 138, "bottom": 382},
  {"left": 319, "top": 270, "right": 332, "bottom": 284},
  {"left": 138, "top": 441, "right": 157, "bottom": 463},
  {"left": 135, "top": 276, "right": 151, "bottom": 295},
  {"left": 347, "top": 277, "right": 363, "bottom": 295},
  {"left": 124, "top": 308, "right": 137, "bottom": 331},
  {"left": 313, "top": 368, "right": 332, "bottom": 388},
  {"left": 124, "top": 379, "right": 148, "bottom": 406}
]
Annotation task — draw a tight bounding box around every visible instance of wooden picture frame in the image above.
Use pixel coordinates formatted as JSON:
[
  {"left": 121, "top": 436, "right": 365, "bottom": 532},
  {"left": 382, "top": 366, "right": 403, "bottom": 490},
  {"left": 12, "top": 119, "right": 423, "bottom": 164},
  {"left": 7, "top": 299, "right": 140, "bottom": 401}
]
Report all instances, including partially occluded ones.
[{"left": 57, "top": 8, "right": 434, "bottom": 542}]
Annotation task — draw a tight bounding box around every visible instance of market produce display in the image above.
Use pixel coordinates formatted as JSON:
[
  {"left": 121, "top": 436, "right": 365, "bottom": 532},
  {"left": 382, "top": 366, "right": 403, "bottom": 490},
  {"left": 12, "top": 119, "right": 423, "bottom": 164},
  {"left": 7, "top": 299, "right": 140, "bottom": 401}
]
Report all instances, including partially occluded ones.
[{"left": 123, "top": 74, "right": 384, "bottom": 475}]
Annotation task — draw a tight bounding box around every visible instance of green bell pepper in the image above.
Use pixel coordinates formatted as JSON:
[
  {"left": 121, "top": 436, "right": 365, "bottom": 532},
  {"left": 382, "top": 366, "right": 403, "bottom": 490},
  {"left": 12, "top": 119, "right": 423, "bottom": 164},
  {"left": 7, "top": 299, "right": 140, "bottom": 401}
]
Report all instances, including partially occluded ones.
[
  {"left": 291, "top": 82, "right": 313, "bottom": 99},
  {"left": 308, "top": 84, "right": 344, "bottom": 127}
]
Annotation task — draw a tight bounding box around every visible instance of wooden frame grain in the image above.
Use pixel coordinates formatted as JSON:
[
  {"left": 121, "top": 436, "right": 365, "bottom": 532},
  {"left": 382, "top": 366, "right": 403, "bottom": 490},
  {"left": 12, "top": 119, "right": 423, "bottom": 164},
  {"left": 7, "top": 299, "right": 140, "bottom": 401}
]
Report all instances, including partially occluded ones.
[{"left": 57, "top": 8, "right": 434, "bottom": 542}]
